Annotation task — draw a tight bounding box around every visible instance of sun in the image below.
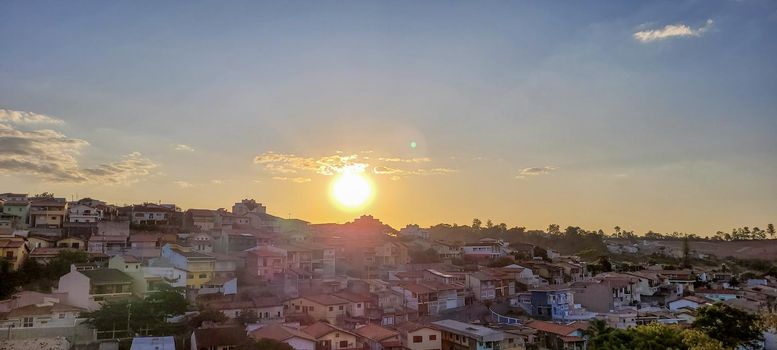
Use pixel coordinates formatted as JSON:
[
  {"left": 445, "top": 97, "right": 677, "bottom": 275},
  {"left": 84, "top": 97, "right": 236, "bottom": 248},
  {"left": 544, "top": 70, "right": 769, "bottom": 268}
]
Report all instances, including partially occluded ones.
[{"left": 330, "top": 170, "right": 374, "bottom": 210}]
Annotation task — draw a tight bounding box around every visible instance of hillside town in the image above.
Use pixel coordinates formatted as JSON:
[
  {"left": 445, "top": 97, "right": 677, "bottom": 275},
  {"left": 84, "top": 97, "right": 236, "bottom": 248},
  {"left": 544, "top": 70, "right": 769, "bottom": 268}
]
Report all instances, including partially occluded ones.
[{"left": 0, "top": 193, "right": 775, "bottom": 350}]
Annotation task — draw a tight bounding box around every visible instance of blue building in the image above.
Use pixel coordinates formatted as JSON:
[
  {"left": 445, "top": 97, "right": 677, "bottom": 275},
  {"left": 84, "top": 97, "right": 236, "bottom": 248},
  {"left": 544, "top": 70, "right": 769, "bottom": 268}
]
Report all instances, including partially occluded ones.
[{"left": 529, "top": 286, "right": 575, "bottom": 321}]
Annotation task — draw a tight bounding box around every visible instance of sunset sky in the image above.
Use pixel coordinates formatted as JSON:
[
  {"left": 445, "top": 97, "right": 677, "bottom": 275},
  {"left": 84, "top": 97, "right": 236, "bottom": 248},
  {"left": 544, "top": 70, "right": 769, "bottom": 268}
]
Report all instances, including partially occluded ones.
[{"left": 1, "top": 1, "right": 776, "bottom": 235}]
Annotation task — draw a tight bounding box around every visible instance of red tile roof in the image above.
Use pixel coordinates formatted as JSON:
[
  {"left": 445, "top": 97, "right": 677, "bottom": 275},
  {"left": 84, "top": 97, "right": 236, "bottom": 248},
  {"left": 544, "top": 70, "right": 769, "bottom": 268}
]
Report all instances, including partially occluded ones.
[{"left": 354, "top": 324, "right": 399, "bottom": 341}]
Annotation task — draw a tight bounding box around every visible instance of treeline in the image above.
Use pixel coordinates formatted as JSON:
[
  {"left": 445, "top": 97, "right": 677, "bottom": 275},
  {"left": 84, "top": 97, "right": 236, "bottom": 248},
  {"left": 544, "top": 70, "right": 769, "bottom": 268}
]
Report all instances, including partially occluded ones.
[{"left": 427, "top": 221, "right": 608, "bottom": 256}]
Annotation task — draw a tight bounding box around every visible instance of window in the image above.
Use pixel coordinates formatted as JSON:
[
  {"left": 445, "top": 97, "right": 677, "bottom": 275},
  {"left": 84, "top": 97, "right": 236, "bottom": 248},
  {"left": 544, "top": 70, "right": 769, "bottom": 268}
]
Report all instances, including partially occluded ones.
[
  {"left": 199, "top": 273, "right": 207, "bottom": 278},
  {"left": 357, "top": 303, "right": 362, "bottom": 308},
  {"left": 22, "top": 317, "right": 33, "bottom": 327},
  {"left": 339, "top": 341, "right": 348, "bottom": 348},
  {"left": 5, "top": 251, "right": 12, "bottom": 259},
  {"left": 187, "top": 274, "right": 194, "bottom": 279},
  {"left": 338, "top": 305, "right": 344, "bottom": 311},
  {"left": 309, "top": 306, "right": 314, "bottom": 311},
  {"left": 429, "top": 335, "right": 437, "bottom": 340},
  {"left": 413, "top": 336, "right": 423, "bottom": 343}
]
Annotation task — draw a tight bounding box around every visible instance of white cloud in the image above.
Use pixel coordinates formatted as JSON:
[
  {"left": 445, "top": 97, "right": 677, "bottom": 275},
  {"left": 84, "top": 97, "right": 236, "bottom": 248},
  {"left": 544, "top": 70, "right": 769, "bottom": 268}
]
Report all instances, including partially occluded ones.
[
  {"left": 0, "top": 108, "right": 65, "bottom": 125},
  {"left": 515, "top": 166, "right": 558, "bottom": 179},
  {"left": 0, "top": 109, "right": 157, "bottom": 184},
  {"left": 210, "top": 179, "right": 223, "bottom": 184},
  {"left": 634, "top": 19, "right": 714, "bottom": 43},
  {"left": 174, "top": 144, "right": 195, "bottom": 152}
]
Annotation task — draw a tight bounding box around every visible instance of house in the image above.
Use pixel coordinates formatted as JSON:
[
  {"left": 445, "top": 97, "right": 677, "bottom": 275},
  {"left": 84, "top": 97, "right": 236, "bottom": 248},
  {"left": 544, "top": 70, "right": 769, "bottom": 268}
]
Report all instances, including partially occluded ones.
[
  {"left": 399, "top": 224, "right": 430, "bottom": 240},
  {"left": 108, "top": 255, "right": 169, "bottom": 297},
  {"left": 2, "top": 200, "right": 30, "bottom": 229},
  {"left": 127, "top": 234, "right": 161, "bottom": 258},
  {"left": 694, "top": 288, "right": 740, "bottom": 302},
  {"left": 570, "top": 276, "right": 638, "bottom": 313},
  {"left": 395, "top": 322, "right": 441, "bottom": 350},
  {"left": 528, "top": 286, "right": 576, "bottom": 321},
  {"left": 129, "top": 204, "right": 176, "bottom": 226},
  {"left": 249, "top": 324, "right": 316, "bottom": 350},
  {"left": 56, "top": 265, "right": 135, "bottom": 310},
  {"left": 67, "top": 204, "right": 101, "bottom": 223},
  {"left": 144, "top": 256, "right": 187, "bottom": 288},
  {"left": 302, "top": 321, "right": 363, "bottom": 350},
  {"left": 130, "top": 336, "right": 175, "bottom": 350},
  {"left": 430, "top": 241, "right": 461, "bottom": 260},
  {"left": 524, "top": 320, "right": 587, "bottom": 350},
  {"left": 161, "top": 243, "right": 216, "bottom": 289},
  {"left": 57, "top": 236, "right": 86, "bottom": 250},
  {"left": 392, "top": 281, "right": 464, "bottom": 316},
  {"left": 189, "top": 232, "right": 214, "bottom": 252},
  {"left": 461, "top": 241, "right": 505, "bottom": 259},
  {"left": 431, "top": 319, "right": 504, "bottom": 350},
  {"left": 668, "top": 296, "right": 710, "bottom": 311},
  {"left": 287, "top": 294, "right": 349, "bottom": 324},
  {"left": 246, "top": 245, "right": 287, "bottom": 280},
  {"left": 27, "top": 234, "right": 58, "bottom": 249},
  {"left": 467, "top": 270, "right": 515, "bottom": 300},
  {"left": 29, "top": 247, "right": 78, "bottom": 263},
  {"left": 0, "top": 293, "right": 90, "bottom": 343},
  {"left": 184, "top": 209, "right": 219, "bottom": 231},
  {"left": 354, "top": 324, "right": 402, "bottom": 350},
  {"left": 206, "top": 297, "right": 284, "bottom": 322},
  {"left": 87, "top": 235, "right": 128, "bottom": 255},
  {"left": 332, "top": 290, "right": 372, "bottom": 318},
  {"left": 191, "top": 325, "right": 249, "bottom": 350},
  {"left": 0, "top": 236, "right": 28, "bottom": 270},
  {"left": 29, "top": 197, "right": 67, "bottom": 229}
]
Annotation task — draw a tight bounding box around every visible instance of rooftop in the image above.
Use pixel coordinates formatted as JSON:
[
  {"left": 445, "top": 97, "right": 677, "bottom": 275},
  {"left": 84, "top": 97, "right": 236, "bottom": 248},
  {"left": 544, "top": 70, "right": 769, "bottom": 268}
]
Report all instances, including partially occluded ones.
[
  {"left": 354, "top": 323, "right": 399, "bottom": 341},
  {"left": 80, "top": 268, "right": 134, "bottom": 285},
  {"left": 193, "top": 326, "right": 247, "bottom": 348},
  {"left": 431, "top": 320, "right": 504, "bottom": 342},
  {"left": 302, "top": 294, "right": 349, "bottom": 306},
  {"left": 250, "top": 324, "right": 315, "bottom": 342}
]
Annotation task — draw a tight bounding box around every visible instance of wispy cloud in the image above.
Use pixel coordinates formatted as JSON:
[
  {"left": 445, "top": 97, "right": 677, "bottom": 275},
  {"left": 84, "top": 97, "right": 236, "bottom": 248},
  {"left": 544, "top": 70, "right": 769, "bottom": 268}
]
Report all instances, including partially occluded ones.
[
  {"left": 272, "top": 176, "right": 312, "bottom": 183},
  {"left": 254, "top": 151, "right": 457, "bottom": 181},
  {"left": 173, "top": 180, "right": 193, "bottom": 188},
  {"left": 0, "top": 108, "right": 65, "bottom": 125},
  {"left": 634, "top": 19, "right": 714, "bottom": 43},
  {"left": 0, "top": 111, "right": 157, "bottom": 184},
  {"left": 174, "top": 144, "right": 195, "bottom": 152},
  {"left": 515, "top": 166, "right": 558, "bottom": 179},
  {"left": 377, "top": 157, "right": 431, "bottom": 163}
]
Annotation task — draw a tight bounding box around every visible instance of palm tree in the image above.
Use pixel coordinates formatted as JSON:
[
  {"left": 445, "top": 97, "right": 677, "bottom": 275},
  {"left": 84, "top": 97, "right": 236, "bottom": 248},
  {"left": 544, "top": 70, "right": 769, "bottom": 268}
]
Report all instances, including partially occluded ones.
[{"left": 585, "top": 319, "right": 611, "bottom": 339}]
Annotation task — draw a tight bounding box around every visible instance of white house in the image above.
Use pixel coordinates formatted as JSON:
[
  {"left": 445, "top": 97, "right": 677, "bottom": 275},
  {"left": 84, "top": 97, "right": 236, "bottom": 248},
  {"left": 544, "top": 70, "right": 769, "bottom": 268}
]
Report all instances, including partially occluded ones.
[{"left": 67, "top": 204, "right": 101, "bottom": 223}]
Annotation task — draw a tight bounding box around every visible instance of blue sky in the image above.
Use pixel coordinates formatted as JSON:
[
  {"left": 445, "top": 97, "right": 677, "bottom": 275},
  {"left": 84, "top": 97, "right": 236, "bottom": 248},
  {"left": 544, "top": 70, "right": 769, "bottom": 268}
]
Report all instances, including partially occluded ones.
[{"left": 1, "top": 0, "right": 776, "bottom": 234}]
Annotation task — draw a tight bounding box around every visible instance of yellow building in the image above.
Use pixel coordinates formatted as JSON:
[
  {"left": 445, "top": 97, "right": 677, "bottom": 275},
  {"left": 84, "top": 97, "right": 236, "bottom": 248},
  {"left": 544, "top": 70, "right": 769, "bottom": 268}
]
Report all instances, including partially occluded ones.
[
  {"left": 161, "top": 243, "right": 215, "bottom": 289},
  {"left": 0, "top": 237, "right": 29, "bottom": 271}
]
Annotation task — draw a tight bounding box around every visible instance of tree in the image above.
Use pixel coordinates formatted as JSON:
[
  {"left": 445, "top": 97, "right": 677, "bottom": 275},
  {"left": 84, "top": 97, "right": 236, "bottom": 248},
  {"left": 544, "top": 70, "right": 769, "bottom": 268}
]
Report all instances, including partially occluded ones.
[
  {"left": 237, "top": 310, "right": 258, "bottom": 325},
  {"left": 598, "top": 256, "right": 613, "bottom": 272},
  {"left": 83, "top": 285, "right": 188, "bottom": 336},
  {"left": 692, "top": 303, "right": 763, "bottom": 349},
  {"left": 409, "top": 248, "right": 441, "bottom": 264},
  {"left": 485, "top": 219, "right": 494, "bottom": 230},
  {"left": 188, "top": 308, "right": 228, "bottom": 328},
  {"left": 613, "top": 226, "right": 621, "bottom": 237},
  {"left": 547, "top": 224, "right": 560, "bottom": 235},
  {"left": 46, "top": 250, "right": 89, "bottom": 279},
  {"left": 682, "top": 235, "right": 691, "bottom": 268},
  {"left": 472, "top": 218, "right": 482, "bottom": 230},
  {"left": 768, "top": 224, "right": 775, "bottom": 238}
]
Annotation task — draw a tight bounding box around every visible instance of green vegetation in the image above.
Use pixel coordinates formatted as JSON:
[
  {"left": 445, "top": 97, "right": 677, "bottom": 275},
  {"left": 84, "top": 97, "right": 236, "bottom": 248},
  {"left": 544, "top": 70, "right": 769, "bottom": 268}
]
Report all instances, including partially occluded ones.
[
  {"left": 0, "top": 250, "right": 90, "bottom": 299},
  {"left": 692, "top": 303, "right": 764, "bottom": 349},
  {"left": 83, "top": 285, "right": 188, "bottom": 336},
  {"left": 587, "top": 303, "right": 765, "bottom": 350}
]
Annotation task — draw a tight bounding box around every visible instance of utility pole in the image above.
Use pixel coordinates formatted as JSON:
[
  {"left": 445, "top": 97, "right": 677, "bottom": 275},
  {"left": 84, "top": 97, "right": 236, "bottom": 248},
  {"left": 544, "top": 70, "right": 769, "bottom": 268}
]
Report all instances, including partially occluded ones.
[{"left": 126, "top": 303, "right": 132, "bottom": 338}]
